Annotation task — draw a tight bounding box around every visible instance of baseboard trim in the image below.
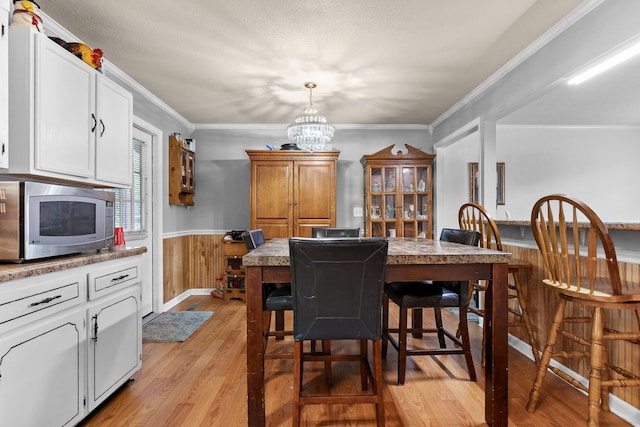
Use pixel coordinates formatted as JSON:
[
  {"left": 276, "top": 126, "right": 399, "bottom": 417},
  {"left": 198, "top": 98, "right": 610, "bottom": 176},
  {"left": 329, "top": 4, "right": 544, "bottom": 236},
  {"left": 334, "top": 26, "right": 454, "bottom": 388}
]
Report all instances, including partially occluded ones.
[{"left": 161, "top": 289, "right": 216, "bottom": 311}]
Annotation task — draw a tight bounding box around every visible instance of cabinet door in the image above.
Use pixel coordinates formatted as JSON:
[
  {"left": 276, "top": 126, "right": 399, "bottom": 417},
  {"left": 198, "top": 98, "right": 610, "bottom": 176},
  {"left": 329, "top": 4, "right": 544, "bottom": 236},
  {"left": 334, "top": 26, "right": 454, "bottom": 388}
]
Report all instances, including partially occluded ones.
[
  {"left": 0, "top": 6, "right": 8, "bottom": 169},
  {"left": 35, "top": 35, "right": 94, "bottom": 178},
  {"left": 95, "top": 75, "right": 133, "bottom": 185},
  {"left": 294, "top": 161, "right": 336, "bottom": 237},
  {"left": 86, "top": 285, "right": 141, "bottom": 411},
  {"left": 0, "top": 307, "right": 85, "bottom": 427},
  {"left": 251, "top": 160, "right": 292, "bottom": 238}
]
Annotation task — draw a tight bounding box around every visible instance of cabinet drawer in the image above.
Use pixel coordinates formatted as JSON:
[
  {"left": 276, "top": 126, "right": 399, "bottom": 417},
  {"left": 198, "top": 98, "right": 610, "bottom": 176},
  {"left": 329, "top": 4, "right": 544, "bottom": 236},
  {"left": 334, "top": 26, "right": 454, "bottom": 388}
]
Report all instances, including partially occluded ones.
[
  {"left": 88, "top": 259, "right": 141, "bottom": 300},
  {"left": 0, "top": 273, "right": 84, "bottom": 333},
  {"left": 223, "top": 242, "right": 247, "bottom": 257}
]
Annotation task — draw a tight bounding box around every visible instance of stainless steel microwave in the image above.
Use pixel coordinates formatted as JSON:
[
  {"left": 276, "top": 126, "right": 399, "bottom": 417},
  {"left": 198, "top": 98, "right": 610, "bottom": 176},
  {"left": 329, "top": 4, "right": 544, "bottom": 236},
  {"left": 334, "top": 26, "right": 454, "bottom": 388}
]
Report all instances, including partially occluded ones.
[{"left": 0, "top": 181, "right": 115, "bottom": 262}]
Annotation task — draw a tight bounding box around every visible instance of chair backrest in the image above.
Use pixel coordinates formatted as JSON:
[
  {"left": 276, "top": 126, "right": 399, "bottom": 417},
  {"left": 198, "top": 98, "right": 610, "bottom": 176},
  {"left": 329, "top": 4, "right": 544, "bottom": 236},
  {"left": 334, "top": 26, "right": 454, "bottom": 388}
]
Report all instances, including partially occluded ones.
[
  {"left": 289, "top": 237, "right": 389, "bottom": 341},
  {"left": 531, "top": 194, "right": 622, "bottom": 296},
  {"left": 242, "top": 229, "right": 265, "bottom": 251},
  {"left": 436, "top": 228, "right": 481, "bottom": 295},
  {"left": 440, "top": 228, "right": 481, "bottom": 247},
  {"left": 458, "top": 202, "right": 502, "bottom": 251},
  {"left": 311, "top": 227, "right": 361, "bottom": 238}
]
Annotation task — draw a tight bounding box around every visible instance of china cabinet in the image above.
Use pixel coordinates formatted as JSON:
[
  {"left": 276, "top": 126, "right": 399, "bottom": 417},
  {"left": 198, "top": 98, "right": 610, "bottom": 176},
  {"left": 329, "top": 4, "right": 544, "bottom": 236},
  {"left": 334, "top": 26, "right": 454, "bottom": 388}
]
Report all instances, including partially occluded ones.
[
  {"left": 361, "top": 144, "right": 435, "bottom": 238},
  {"left": 169, "top": 135, "right": 195, "bottom": 205},
  {"left": 0, "top": 0, "right": 8, "bottom": 169},
  {"left": 246, "top": 150, "right": 339, "bottom": 238},
  {"left": 8, "top": 26, "right": 133, "bottom": 186}
]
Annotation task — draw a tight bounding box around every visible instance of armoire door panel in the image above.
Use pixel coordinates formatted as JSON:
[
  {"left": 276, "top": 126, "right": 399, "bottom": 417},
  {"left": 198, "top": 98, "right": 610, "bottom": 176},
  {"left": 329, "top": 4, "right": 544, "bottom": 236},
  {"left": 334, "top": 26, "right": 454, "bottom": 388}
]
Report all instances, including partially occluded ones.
[
  {"left": 255, "top": 222, "right": 291, "bottom": 240},
  {"left": 253, "top": 162, "right": 291, "bottom": 220},
  {"left": 295, "top": 162, "right": 335, "bottom": 220}
]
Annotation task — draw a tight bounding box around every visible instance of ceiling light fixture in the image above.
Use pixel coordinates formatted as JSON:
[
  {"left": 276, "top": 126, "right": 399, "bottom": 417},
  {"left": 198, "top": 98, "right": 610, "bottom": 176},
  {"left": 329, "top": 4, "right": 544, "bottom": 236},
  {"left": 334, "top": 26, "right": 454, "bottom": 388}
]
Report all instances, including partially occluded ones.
[
  {"left": 286, "top": 82, "right": 334, "bottom": 151},
  {"left": 568, "top": 37, "right": 640, "bottom": 85}
]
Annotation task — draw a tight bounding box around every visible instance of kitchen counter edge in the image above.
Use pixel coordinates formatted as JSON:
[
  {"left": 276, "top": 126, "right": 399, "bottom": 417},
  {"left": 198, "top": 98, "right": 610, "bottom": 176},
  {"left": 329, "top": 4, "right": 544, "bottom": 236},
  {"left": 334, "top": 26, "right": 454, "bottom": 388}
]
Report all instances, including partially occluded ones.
[{"left": 0, "top": 246, "right": 148, "bottom": 283}]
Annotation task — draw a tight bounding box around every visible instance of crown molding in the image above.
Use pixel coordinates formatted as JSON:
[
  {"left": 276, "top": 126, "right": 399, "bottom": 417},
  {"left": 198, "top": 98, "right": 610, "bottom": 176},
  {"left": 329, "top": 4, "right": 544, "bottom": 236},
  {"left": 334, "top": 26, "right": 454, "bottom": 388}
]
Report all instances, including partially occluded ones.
[{"left": 430, "top": 0, "right": 605, "bottom": 128}]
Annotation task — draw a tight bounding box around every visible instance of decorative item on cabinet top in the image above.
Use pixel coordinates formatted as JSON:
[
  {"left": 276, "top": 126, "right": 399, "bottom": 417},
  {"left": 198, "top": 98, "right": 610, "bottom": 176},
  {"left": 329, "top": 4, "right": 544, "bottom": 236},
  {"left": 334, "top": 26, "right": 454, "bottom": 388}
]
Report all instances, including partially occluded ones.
[
  {"left": 168, "top": 134, "right": 195, "bottom": 206},
  {"left": 10, "top": 0, "right": 43, "bottom": 32}
]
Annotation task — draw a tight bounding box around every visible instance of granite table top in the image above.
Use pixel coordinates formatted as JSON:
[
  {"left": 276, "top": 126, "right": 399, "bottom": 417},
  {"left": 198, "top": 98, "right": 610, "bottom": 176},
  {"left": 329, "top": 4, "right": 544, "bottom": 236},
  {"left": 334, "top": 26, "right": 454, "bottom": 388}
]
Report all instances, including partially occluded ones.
[
  {"left": 0, "top": 246, "right": 147, "bottom": 283},
  {"left": 243, "top": 237, "right": 510, "bottom": 267}
]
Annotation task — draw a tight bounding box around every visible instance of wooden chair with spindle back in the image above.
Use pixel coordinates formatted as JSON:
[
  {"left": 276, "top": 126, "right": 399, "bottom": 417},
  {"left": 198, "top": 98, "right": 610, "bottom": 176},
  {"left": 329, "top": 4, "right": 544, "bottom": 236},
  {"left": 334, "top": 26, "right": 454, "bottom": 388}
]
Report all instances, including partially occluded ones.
[
  {"left": 526, "top": 194, "right": 640, "bottom": 426},
  {"left": 458, "top": 202, "right": 539, "bottom": 366}
]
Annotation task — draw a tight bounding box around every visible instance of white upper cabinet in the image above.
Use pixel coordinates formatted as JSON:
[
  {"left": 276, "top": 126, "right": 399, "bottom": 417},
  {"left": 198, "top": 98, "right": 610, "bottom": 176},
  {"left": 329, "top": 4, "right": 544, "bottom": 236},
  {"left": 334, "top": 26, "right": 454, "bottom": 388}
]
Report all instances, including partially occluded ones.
[
  {"left": 8, "top": 26, "right": 132, "bottom": 187},
  {"left": 0, "top": 0, "right": 9, "bottom": 169},
  {"left": 95, "top": 75, "right": 133, "bottom": 185}
]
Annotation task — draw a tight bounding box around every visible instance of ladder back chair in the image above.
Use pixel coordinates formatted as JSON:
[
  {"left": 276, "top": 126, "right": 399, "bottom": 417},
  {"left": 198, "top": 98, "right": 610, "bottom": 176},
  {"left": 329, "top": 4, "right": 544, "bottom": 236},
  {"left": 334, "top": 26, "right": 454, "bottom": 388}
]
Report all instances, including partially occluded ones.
[
  {"left": 289, "top": 237, "right": 388, "bottom": 426},
  {"left": 382, "top": 228, "right": 480, "bottom": 385},
  {"left": 458, "top": 202, "right": 539, "bottom": 365},
  {"left": 527, "top": 194, "right": 640, "bottom": 426}
]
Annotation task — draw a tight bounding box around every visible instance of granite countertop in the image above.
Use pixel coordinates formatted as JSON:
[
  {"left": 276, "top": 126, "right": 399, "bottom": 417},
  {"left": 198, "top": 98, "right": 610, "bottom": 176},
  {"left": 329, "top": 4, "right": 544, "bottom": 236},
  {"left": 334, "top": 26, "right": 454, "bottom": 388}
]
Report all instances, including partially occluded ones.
[
  {"left": 494, "top": 220, "right": 640, "bottom": 231},
  {"left": 243, "top": 237, "right": 510, "bottom": 267},
  {"left": 0, "top": 246, "right": 147, "bottom": 283}
]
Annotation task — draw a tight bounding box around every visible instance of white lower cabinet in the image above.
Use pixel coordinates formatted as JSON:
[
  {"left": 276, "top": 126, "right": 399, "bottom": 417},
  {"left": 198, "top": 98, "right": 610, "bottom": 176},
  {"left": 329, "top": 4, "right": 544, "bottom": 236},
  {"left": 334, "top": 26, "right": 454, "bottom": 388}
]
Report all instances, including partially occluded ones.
[
  {"left": 87, "top": 285, "right": 141, "bottom": 411},
  {"left": 0, "top": 307, "right": 86, "bottom": 427},
  {"left": 0, "top": 254, "right": 142, "bottom": 426}
]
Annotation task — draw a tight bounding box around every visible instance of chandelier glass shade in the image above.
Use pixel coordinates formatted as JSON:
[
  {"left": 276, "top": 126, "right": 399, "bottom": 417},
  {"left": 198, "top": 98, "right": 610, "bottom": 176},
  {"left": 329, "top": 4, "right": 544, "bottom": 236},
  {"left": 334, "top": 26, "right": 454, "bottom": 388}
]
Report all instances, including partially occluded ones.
[{"left": 286, "top": 82, "right": 334, "bottom": 151}]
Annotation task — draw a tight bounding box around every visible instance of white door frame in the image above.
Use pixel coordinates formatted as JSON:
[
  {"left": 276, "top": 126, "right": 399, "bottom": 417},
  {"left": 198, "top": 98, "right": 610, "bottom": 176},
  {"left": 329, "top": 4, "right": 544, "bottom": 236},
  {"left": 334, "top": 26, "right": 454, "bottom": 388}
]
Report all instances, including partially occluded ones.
[{"left": 133, "top": 116, "right": 164, "bottom": 314}]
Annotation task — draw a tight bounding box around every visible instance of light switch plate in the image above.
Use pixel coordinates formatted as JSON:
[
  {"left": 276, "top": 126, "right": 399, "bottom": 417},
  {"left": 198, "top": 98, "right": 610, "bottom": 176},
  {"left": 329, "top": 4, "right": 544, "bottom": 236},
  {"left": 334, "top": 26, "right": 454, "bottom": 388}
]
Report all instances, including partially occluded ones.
[{"left": 353, "top": 207, "right": 363, "bottom": 217}]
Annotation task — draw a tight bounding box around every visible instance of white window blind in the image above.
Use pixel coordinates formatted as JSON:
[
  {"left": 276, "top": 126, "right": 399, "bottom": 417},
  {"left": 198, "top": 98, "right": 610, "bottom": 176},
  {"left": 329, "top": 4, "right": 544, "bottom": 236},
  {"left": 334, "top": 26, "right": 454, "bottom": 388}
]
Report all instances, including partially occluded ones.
[{"left": 112, "top": 135, "right": 149, "bottom": 239}]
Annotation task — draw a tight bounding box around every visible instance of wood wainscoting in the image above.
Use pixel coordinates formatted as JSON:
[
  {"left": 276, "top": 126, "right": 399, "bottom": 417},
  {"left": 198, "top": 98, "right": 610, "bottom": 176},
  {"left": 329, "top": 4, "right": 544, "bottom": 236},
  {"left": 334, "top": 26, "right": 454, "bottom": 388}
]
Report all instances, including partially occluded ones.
[
  {"left": 163, "top": 234, "right": 225, "bottom": 302},
  {"left": 504, "top": 243, "right": 640, "bottom": 411}
]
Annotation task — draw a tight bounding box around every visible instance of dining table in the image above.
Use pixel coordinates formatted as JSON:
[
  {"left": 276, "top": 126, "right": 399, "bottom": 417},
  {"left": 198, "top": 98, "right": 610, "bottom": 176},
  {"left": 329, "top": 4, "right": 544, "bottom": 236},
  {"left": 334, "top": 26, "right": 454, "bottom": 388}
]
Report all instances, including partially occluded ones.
[{"left": 243, "top": 237, "right": 511, "bottom": 427}]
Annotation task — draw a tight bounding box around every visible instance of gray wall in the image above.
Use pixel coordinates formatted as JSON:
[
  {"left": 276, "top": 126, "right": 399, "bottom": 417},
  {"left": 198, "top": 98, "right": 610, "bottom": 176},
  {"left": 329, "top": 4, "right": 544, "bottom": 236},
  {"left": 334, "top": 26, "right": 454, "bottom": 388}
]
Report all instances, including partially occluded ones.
[{"left": 187, "top": 126, "right": 432, "bottom": 234}]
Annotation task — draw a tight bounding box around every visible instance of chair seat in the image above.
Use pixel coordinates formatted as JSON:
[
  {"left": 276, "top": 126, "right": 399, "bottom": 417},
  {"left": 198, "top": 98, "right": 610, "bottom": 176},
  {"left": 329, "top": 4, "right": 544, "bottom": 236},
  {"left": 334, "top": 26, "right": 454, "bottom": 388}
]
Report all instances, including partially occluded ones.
[
  {"left": 264, "top": 285, "right": 293, "bottom": 311},
  {"left": 384, "top": 282, "right": 461, "bottom": 309},
  {"left": 544, "top": 278, "right": 640, "bottom": 303}
]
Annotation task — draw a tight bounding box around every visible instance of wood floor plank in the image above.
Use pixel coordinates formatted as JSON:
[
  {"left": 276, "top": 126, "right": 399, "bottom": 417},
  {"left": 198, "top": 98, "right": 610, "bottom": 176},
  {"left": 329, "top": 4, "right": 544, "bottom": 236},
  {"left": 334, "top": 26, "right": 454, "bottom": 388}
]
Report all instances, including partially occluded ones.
[{"left": 79, "top": 295, "right": 631, "bottom": 426}]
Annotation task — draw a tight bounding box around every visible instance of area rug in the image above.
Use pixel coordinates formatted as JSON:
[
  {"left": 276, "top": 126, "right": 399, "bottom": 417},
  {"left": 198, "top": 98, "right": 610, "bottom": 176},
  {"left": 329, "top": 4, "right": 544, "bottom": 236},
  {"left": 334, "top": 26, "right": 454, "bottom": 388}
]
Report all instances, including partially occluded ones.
[{"left": 142, "top": 311, "right": 213, "bottom": 342}]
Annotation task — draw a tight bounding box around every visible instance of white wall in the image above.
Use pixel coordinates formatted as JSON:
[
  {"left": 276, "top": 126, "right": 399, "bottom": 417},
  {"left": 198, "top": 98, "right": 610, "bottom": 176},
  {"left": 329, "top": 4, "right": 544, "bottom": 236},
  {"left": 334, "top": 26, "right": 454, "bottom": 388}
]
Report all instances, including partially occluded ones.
[
  {"left": 436, "top": 132, "right": 480, "bottom": 233},
  {"left": 496, "top": 125, "right": 640, "bottom": 221}
]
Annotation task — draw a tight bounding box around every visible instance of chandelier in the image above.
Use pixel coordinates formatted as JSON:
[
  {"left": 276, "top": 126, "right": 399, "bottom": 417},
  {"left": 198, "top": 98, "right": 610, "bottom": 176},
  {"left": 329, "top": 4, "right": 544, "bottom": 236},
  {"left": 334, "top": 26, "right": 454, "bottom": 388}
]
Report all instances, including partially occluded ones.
[{"left": 286, "top": 82, "right": 334, "bottom": 151}]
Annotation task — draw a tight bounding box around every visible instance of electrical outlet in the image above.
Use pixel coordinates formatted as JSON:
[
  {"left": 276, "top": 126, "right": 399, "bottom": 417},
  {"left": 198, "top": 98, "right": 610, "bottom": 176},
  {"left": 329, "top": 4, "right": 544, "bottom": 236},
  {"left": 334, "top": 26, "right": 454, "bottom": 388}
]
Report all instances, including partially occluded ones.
[{"left": 353, "top": 207, "right": 363, "bottom": 217}]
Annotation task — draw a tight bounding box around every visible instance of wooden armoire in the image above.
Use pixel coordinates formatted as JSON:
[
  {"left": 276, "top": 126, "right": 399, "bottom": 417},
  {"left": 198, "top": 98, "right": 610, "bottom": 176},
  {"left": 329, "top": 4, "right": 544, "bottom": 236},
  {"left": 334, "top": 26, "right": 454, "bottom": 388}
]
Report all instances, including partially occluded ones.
[{"left": 246, "top": 150, "right": 339, "bottom": 239}]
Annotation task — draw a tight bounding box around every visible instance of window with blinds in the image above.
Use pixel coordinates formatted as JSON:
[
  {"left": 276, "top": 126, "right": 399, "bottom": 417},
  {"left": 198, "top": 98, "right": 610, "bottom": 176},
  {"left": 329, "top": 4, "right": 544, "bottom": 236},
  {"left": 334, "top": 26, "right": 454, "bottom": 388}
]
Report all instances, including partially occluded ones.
[{"left": 111, "top": 136, "right": 149, "bottom": 240}]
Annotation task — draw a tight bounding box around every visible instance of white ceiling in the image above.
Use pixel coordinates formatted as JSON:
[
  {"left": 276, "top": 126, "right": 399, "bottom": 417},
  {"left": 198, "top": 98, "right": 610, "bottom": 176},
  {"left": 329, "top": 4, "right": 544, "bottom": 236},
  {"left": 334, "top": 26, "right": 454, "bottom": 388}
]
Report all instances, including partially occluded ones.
[{"left": 36, "top": 0, "right": 587, "bottom": 125}]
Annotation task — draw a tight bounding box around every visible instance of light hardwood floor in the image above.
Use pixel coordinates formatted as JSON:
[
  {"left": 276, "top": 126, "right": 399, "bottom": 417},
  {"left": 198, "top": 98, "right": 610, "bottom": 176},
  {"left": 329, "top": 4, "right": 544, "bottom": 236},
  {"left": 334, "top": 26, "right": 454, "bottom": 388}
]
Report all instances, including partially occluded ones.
[{"left": 79, "top": 295, "right": 630, "bottom": 426}]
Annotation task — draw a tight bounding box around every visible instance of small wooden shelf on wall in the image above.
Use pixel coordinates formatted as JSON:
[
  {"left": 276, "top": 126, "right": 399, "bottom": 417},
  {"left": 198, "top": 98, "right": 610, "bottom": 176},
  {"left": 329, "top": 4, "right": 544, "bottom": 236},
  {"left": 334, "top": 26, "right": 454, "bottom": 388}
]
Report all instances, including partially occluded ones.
[{"left": 168, "top": 135, "right": 195, "bottom": 206}]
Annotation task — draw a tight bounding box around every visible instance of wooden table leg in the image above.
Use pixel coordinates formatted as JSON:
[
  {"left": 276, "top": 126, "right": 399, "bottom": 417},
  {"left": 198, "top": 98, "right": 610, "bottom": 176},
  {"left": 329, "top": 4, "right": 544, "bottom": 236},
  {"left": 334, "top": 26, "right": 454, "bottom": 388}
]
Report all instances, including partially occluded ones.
[
  {"left": 485, "top": 262, "right": 509, "bottom": 426},
  {"left": 246, "top": 266, "right": 266, "bottom": 427}
]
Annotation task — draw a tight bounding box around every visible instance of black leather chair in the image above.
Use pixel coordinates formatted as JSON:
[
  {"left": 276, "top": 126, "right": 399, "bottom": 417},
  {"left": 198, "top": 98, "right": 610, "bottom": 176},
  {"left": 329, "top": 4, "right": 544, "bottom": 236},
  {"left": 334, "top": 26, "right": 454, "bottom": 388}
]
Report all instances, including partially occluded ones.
[
  {"left": 382, "top": 228, "right": 481, "bottom": 385},
  {"left": 241, "top": 230, "right": 293, "bottom": 351},
  {"left": 311, "top": 227, "right": 360, "bottom": 238},
  {"left": 289, "top": 237, "right": 388, "bottom": 426}
]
